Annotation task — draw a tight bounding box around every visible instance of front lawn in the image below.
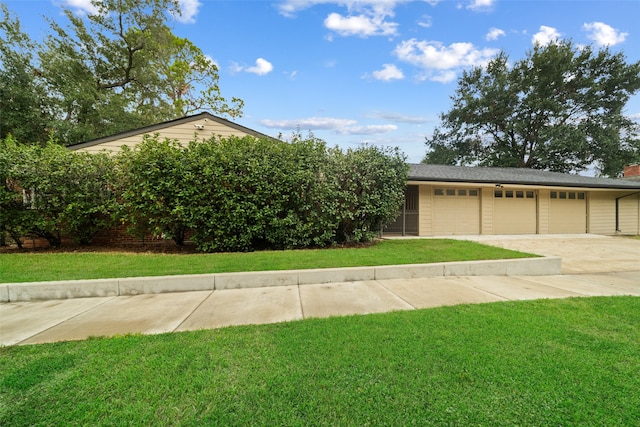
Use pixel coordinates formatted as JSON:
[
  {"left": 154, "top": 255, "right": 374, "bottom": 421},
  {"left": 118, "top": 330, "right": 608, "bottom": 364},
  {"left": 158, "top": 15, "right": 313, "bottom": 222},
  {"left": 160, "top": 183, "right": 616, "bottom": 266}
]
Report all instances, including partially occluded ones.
[
  {"left": 0, "top": 239, "right": 534, "bottom": 283},
  {"left": 1, "top": 296, "right": 638, "bottom": 425}
]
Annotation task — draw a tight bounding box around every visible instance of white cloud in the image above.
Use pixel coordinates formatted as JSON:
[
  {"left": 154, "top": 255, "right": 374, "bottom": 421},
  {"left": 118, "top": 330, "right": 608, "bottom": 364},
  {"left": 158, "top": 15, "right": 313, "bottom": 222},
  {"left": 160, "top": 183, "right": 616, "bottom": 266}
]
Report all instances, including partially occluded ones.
[
  {"left": 467, "top": 0, "right": 493, "bottom": 10},
  {"left": 174, "top": 0, "right": 201, "bottom": 24},
  {"left": 260, "top": 117, "right": 357, "bottom": 130},
  {"left": 486, "top": 27, "right": 505, "bottom": 41},
  {"left": 370, "top": 64, "right": 404, "bottom": 81},
  {"left": 278, "top": 0, "right": 410, "bottom": 17},
  {"left": 279, "top": 0, "right": 405, "bottom": 37},
  {"left": 259, "top": 117, "right": 397, "bottom": 135},
  {"left": 61, "top": 0, "right": 99, "bottom": 15},
  {"left": 532, "top": 25, "right": 561, "bottom": 46},
  {"left": 418, "top": 15, "right": 432, "bottom": 28},
  {"left": 583, "top": 22, "right": 628, "bottom": 46},
  {"left": 324, "top": 11, "right": 397, "bottom": 37},
  {"left": 246, "top": 58, "right": 274, "bottom": 75},
  {"left": 230, "top": 58, "right": 274, "bottom": 75},
  {"left": 394, "top": 38, "right": 498, "bottom": 83},
  {"left": 367, "top": 112, "right": 430, "bottom": 124},
  {"left": 337, "top": 124, "right": 398, "bottom": 135}
]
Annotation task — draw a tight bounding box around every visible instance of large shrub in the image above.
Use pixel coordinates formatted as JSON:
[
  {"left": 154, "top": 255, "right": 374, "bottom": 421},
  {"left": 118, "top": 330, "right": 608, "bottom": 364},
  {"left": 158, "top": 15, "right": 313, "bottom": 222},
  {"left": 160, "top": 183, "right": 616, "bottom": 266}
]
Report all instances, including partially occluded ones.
[
  {"left": 328, "top": 145, "right": 408, "bottom": 243},
  {"left": 1, "top": 138, "right": 117, "bottom": 247},
  {"left": 116, "top": 136, "right": 190, "bottom": 245},
  {"left": 180, "top": 135, "right": 408, "bottom": 252}
]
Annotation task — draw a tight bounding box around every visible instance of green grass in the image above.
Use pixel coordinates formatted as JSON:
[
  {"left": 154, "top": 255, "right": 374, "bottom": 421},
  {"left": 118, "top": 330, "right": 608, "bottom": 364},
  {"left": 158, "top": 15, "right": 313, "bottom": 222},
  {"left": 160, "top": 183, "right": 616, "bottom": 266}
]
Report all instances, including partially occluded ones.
[
  {"left": 0, "top": 239, "right": 534, "bottom": 283},
  {"left": 2, "top": 296, "right": 639, "bottom": 426}
]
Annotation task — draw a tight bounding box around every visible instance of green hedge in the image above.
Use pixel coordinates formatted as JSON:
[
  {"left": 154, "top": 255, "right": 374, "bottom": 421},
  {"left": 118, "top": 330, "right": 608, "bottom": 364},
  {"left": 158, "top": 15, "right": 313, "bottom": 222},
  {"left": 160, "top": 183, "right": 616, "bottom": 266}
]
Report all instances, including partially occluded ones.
[{"left": 1, "top": 135, "right": 408, "bottom": 252}]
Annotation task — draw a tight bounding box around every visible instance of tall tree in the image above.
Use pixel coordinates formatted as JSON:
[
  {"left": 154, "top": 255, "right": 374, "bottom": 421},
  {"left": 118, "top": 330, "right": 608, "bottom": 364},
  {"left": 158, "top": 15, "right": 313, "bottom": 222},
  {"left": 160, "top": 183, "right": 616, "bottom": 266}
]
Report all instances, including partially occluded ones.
[
  {"left": 423, "top": 41, "right": 640, "bottom": 177},
  {"left": 0, "top": 0, "right": 243, "bottom": 145},
  {"left": 0, "top": 4, "right": 51, "bottom": 143}
]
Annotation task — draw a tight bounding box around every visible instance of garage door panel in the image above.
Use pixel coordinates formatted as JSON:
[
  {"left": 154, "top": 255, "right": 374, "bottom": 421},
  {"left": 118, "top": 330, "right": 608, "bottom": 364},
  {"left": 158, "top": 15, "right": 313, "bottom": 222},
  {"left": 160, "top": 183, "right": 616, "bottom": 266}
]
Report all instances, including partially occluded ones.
[
  {"left": 549, "top": 191, "right": 586, "bottom": 234},
  {"left": 433, "top": 188, "right": 480, "bottom": 235},
  {"left": 493, "top": 189, "right": 536, "bottom": 234}
]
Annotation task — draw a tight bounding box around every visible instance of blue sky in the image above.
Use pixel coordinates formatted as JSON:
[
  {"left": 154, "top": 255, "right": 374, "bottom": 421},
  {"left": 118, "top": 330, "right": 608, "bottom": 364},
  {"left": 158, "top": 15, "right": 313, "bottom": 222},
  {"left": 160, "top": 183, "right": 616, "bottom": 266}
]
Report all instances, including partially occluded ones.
[{"left": 4, "top": 0, "right": 640, "bottom": 162}]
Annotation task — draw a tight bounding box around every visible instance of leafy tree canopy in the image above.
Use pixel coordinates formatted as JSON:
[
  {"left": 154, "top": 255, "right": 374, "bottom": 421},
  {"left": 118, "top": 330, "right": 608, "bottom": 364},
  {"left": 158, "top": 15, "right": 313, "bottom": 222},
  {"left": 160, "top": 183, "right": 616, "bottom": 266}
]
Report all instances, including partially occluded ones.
[
  {"left": 0, "top": 0, "right": 243, "bottom": 145},
  {"left": 423, "top": 40, "right": 640, "bottom": 177}
]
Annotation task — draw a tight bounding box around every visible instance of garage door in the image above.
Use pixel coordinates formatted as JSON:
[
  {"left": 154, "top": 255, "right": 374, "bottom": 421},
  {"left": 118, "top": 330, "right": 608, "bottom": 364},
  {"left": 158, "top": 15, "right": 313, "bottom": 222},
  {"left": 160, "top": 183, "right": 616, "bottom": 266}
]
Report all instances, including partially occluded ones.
[
  {"left": 494, "top": 189, "right": 537, "bottom": 234},
  {"left": 549, "top": 191, "right": 586, "bottom": 233},
  {"left": 433, "top": 188, "right": 480, "bottom": 235}
]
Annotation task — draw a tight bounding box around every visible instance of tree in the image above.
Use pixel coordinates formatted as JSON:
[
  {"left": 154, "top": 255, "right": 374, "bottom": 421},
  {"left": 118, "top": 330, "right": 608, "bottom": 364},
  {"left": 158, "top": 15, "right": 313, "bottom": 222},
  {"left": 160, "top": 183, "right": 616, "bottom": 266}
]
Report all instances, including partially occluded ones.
[
  {"left": 424, "top": 41, "right": 640, "bottom": 177},
  {"left": 0, "top": 0, "right": 243, "bottom": 145},
  {"left": 0, "top": 5, "right": 51, "bottom": 143}
]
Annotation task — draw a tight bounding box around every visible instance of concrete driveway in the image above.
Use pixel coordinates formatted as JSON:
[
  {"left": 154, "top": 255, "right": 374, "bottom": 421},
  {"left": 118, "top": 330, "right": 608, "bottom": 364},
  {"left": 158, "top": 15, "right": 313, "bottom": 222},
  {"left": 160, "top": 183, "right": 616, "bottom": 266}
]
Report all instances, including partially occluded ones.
[{"left": 463, "top": 234, "right": 640, "bottom": 274}]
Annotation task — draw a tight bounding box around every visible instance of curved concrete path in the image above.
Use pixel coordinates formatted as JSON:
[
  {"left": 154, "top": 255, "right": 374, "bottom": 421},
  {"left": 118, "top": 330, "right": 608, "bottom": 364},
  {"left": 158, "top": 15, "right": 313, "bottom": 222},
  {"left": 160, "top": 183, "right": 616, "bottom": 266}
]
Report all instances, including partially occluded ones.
[{"left": 1, "top": 235, "right": 638, "bottom": 346}]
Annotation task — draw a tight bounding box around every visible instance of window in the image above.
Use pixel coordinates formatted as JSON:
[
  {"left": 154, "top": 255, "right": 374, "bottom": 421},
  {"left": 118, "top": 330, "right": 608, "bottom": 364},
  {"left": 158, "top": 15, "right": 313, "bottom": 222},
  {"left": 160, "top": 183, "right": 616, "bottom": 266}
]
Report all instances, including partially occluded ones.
[
  {"left": 446, "top": 189, "right": 456, "bottom": 196},
  {"left": 469, "top": 189, "right": 479, "bottom": 197},
  {"left": 551, "top": 191, "right": 557, "bottom": 199},
  {"left": 578, "top": 192, "right": 585, "bottom": 200},
  {"left": 434, "top": 189, "right": 444, "bottom": 196},
  {"left": 458, "top": 189, "right": 467, "bottom": 196},
  {"left": 516, "top": 191, "right": 524, "bottom": 198},
  {"left": 569, "top": 192, "right": 576, "bottom": 200},
  {"left": 526, "top": 191, "right": 534, "bottom": 198},
  {"left": 505, "top": 191, "right": 514, "bottom": 198},
  {"left": 559, "top": 192, "right": 567, "bottom": 199},
  {"left": 495, "top": 190, "right": 503, "bottom": 198}
]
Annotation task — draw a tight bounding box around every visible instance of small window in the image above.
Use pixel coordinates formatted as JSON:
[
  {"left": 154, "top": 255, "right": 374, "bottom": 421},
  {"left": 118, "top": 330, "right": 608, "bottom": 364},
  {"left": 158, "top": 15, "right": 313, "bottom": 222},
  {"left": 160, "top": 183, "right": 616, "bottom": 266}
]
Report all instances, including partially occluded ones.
[
  {"left": 516, "top": 191, "right": 524, "bottom": 198},
  {"left": 458, "top": 189, "right": 467, "bottom": 196},
  {"left": 559, "top": 192, "right": 567, "bottom": 199},
  {"left": 434, "top": 189, "right": 444, "bottom": 196},
  {"left": 526, "top": 191, "right": 534, "bottom": 199},
  {"left": 577, "top": 192, "right": 585, "bottom": 200},
  {"left": 469, "top": 189, "right": 479, "bottom": 197},
  {"left": 550, "top": 192, "right": 557, "bottom": 199},
  {"left": 505, "top": 191, "right": 514, "bottom": 198},
  {"left": 569, "top": 192, "right": 576, "bottom": 200},
  {"left": 446, "top": 189, "right": 455, "bottom": 196},
  {"left": 495, "top": 190, "right": 503, "bottom": 198}
]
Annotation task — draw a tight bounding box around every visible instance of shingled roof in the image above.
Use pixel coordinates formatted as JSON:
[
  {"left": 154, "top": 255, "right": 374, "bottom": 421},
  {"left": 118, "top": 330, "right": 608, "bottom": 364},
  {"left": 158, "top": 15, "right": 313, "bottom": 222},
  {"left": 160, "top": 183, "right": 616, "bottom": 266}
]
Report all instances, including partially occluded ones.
[{"left": 409, "top": 164, "right": 640, "bottom": 190}]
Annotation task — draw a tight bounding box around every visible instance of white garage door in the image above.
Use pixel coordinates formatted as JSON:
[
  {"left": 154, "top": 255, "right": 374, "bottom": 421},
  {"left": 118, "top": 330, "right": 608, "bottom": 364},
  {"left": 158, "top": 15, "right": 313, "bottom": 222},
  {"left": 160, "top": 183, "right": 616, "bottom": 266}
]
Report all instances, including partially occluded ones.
[
  {"left": 549, "top": 191, "right": 586, "bottom": 233},
  {"left": 432, "top": 188, "right": 480, "bottom": 235},
  {"left": 494, "top": 189, "right": 537, "bottom": 234}
]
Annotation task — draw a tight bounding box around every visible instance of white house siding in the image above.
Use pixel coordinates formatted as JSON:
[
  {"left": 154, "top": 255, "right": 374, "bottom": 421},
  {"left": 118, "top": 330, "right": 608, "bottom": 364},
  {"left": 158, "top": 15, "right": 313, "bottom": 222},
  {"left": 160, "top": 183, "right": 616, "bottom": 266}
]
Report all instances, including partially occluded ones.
[
  {"left": 480, "top": 187, "right": 494, "bottom": 235},
  {"left": 418, "top": 185, "right": 432, "bottom": 235},
  {"left": 537, "top": 189, "right": 550, "bottom": 234},
  {"left": 75, "top": 120, "right": 255, "bottom": 154}
]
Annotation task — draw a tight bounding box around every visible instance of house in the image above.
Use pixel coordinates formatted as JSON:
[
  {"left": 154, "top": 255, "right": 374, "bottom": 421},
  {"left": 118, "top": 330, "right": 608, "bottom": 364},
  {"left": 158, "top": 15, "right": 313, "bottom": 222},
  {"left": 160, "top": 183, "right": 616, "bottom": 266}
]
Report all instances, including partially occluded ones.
[
  {"left": 385, "top": 164, "right": 640, "bottom": 236},
  {"left": 68, "top": 112, "right": 271, "bottom": 153},
  {"left": 68, "top": 113, "right": 640, "bottom": 237}
]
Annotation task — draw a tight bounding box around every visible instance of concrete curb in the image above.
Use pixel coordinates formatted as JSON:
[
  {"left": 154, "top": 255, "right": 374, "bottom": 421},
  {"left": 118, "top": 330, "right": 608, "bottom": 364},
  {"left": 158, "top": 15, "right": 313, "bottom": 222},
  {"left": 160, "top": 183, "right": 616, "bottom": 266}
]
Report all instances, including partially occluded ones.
[{"left": 0, "top": 256, "right": 561, "bottom": 302}]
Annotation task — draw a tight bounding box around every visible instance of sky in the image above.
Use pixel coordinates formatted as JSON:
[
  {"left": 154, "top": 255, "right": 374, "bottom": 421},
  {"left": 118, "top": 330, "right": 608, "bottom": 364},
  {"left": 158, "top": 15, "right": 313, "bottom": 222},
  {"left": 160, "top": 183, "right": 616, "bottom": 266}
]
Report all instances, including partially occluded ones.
[{"left": 3, "top": 0, "right": 640, "bottom": 163}]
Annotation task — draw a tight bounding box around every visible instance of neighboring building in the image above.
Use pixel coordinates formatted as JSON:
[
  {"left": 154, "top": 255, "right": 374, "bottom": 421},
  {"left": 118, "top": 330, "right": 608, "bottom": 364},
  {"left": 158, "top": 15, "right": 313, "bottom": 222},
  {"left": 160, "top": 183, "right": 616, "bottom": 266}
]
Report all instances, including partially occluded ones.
[
  {"left": 386, "top": 164, "right": 640, "bottom": 236},
  {"left": 623, "top": 164, "right": 640, "bottom": 182},
  {"left": 68, "top": 112, "right": 271, "bottom": 153}
]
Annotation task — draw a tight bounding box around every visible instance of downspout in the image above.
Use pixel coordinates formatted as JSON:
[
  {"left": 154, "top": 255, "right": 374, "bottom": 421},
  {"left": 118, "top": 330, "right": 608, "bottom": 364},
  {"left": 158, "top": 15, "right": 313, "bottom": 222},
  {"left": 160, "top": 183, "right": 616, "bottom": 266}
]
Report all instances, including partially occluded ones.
[{"left": 615, "top": 191, "right": 640, "bottom": 232}]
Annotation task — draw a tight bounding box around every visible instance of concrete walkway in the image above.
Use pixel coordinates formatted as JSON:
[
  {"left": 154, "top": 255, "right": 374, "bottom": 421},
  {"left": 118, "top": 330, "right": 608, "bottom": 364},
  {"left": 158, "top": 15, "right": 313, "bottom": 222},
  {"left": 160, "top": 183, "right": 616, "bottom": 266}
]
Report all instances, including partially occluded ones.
[{"left": 1, "top": 235, "right": 638, "bottom": 346}]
